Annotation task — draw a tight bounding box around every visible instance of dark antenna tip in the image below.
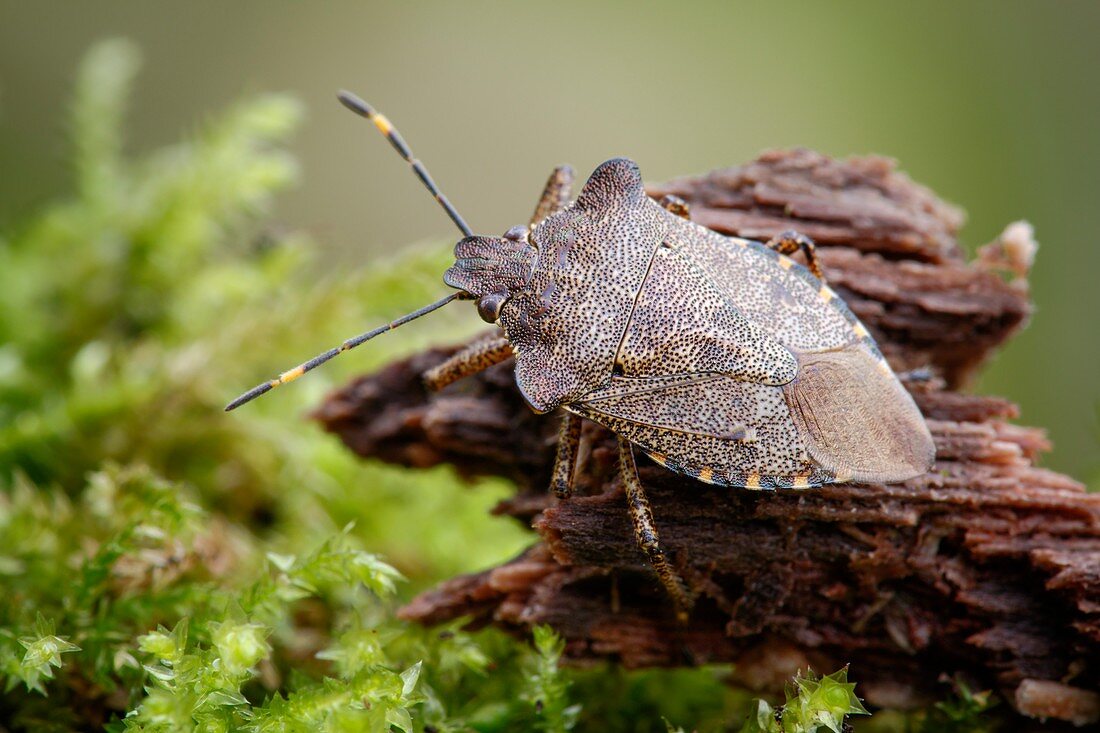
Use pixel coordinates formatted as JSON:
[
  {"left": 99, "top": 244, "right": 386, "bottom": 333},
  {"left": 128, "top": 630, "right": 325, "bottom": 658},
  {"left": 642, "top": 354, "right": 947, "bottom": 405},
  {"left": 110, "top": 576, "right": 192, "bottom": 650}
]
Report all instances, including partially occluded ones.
[
  {"left": 337, "top": 90, "right": 373, "bottom": 117},
  {"left": 225, "top": 381, "right": 273, "bottom": 412}
]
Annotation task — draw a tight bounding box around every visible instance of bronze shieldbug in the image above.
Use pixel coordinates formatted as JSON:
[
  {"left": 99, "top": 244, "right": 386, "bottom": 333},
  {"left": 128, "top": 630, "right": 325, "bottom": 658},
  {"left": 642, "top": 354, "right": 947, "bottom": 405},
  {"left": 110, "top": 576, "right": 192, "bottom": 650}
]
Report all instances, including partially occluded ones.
[{"left": 228, "top": 92, "right": 935, "bottom": 618}]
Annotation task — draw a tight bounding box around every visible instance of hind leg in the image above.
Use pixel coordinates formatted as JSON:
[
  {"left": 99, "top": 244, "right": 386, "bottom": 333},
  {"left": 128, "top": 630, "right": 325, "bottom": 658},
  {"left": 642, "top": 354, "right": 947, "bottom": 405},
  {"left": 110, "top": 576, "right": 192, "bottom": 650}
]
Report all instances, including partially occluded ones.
[
  {"left": 765, "top": 230, "right": 825, "bottom": 281},
  {"left": 618, "top": 438, "right": 695, "bottom": 621}
]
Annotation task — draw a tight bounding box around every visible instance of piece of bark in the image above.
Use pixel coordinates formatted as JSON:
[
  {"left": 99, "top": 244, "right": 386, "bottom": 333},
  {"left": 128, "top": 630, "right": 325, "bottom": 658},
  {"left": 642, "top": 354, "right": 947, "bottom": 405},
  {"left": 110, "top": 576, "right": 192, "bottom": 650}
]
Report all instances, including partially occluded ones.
[
  {"left": 647, "top": 148, "right": 966, "bottom": 264},
  {"left": 319, "top": 355, "right": 1100, "bottom": 719},
  {"left": 314, "top": 150, "right": 1097, "bottom": 725}
]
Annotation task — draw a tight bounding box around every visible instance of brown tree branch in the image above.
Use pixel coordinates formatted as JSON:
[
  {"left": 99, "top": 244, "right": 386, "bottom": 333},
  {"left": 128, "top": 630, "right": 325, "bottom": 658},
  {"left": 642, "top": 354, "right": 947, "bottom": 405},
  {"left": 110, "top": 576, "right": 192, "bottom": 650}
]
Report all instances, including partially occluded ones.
[{"left": 313, "top": 149, "right": 1098, "bottom": 725}]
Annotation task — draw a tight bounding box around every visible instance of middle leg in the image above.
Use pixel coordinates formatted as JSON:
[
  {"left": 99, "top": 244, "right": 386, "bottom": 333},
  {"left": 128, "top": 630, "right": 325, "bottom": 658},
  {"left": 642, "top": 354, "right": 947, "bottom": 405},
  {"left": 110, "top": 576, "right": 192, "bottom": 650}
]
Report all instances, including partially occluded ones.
[
  {"left": 618, "top": 438, "right": 695, "bottom": 620},
  {"left": 765, "top": 229, "right": 825, "bottom": 280},
  {"left": 550, "top": 411, "right": 582, "bottom": 499}
]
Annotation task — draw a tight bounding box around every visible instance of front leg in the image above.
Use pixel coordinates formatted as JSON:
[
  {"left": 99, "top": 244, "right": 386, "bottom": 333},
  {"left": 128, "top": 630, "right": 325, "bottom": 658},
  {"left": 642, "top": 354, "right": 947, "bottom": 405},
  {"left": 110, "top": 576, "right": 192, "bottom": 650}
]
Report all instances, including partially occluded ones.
[
  {"left": 618, "top": 438, "right": 695, "bottom": 621},
  {"left": 529, "top": 165, "right": 575, "bottom": 227},
  {"left": 657, "top": 194, "right": 691, "bottom": 219},
  {"left": 422, "top": 337, "right": 512, "bottom": 391}
]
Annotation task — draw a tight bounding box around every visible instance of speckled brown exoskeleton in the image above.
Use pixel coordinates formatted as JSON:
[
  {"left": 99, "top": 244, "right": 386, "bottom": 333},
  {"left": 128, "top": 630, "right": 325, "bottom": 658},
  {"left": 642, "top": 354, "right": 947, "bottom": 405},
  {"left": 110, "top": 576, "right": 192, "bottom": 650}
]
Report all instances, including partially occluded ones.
[{"left": 227, "top": 91, "right": 936, "bottom": 618}]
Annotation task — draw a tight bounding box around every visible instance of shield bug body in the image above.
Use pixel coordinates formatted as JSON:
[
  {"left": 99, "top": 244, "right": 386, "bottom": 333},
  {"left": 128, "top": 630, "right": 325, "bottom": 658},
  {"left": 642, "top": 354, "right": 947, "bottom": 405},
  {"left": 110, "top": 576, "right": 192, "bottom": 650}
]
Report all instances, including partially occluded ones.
[{"left": 228, "top": 92, "right": 935, "bottom": 618}]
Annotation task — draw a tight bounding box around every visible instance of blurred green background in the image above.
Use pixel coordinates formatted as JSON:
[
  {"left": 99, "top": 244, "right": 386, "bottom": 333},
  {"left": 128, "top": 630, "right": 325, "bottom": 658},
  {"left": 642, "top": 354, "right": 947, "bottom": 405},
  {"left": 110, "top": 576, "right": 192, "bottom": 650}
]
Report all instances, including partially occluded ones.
[{"left": 2, "top": 0, "right": 1098, "bottom": 482}]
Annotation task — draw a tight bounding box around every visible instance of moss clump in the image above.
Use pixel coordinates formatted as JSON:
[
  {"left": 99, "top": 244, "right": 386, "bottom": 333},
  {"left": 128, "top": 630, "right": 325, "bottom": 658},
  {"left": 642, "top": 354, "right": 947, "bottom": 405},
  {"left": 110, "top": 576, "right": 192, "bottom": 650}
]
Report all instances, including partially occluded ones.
[{"left": 737, "top": 668, "right": 868, "bottom": 733}]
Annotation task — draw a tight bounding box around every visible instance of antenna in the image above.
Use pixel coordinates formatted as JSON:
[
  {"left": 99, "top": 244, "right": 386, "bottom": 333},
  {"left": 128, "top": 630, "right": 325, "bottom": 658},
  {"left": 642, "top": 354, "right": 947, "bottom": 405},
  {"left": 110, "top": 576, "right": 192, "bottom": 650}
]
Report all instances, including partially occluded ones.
[
  {"left": 225, "top": 292, "right": 462, "bottom": 411},
  {"left": 337, "top": 90, "right": 473, "bottom": 238}
]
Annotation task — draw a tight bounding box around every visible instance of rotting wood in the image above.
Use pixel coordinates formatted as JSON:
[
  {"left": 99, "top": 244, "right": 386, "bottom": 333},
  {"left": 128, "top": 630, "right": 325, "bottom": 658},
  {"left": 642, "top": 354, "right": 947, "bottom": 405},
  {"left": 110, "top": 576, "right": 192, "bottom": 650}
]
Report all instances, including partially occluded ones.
[{"left": 314, "top": 149, "right": 1097, "bottom": 725}]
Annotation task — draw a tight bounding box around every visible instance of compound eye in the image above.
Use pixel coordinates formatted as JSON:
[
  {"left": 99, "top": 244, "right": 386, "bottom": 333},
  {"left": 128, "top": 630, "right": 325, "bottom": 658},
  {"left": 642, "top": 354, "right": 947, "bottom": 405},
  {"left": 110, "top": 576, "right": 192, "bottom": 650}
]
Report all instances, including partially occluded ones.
[
  {"left": 476, "top": 292, "right": 508, "bottom": 323},
  {"left": 503, "top": 225, "right": 528, "bottom": 241}
]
